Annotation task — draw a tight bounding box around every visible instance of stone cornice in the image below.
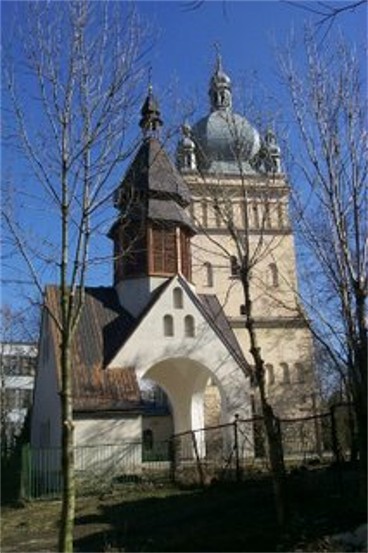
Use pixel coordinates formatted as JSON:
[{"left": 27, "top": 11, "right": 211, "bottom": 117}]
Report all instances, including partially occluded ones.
[
  {"left": 229, "top": 316, "right": 308, "bottom": 329},
  {"left": 195, "top": 227, "right": 292, "bottom": 236}
]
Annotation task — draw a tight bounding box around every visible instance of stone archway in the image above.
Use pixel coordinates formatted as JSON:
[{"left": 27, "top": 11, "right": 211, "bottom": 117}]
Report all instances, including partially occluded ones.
[{"left": 140, "top": 356, "right": 243, "bottom": 459}]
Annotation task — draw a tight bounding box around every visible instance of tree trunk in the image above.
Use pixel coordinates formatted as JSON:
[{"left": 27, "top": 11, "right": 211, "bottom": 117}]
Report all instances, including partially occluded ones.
[
  {"left": 58, "top": 336, "right": 75, "bottom": 553},
  {"left": 242, "top": 274, "right": 287, "bottom": 527},
  {"left": 261, "top": 398, "right": 287, "bottom": 526},
  {"left": 354, "top": 382, "right": 367, "bottom": 501}
]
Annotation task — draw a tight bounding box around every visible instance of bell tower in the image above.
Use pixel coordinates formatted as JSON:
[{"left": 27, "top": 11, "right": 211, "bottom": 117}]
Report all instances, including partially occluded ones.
[
  {"left": 177, "top": 54, "right": 317, "bottom": 419},
  {"left": 108, "top": 86, "right": 195, "bottom": 317}
]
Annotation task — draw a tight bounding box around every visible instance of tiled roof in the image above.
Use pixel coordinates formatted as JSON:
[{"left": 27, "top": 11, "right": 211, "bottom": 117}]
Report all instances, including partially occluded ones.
[{"left": 45, "top": 286, "right": 141, "bottom": 412}]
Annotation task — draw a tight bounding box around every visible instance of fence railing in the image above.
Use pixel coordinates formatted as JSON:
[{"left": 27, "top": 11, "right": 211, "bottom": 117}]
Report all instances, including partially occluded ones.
[{"left": 20, "top": 403, "right": 357, "bottom": 499}]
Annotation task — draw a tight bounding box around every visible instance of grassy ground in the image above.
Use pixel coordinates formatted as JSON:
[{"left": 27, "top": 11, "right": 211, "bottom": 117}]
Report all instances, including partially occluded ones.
[{"left": 1, "top": 465, "right": 366, "bottom": 552}]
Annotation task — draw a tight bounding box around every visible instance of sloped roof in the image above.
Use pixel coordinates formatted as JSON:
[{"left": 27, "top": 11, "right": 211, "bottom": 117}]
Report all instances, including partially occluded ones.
[
  {"left": 148, "top": 198, "right": 196, "bottom": 232},
  {"left": 43, "top": 276, "right": 249, "bottom": 413},
  {"left": 198, "top": 293, "right": 249, "bottom": 372},
  {"left": 119, "top": 137, "right": 191, "bottom": 206},
  {"left": 45, "top": 286, "right": 141, "bottom": 412}
]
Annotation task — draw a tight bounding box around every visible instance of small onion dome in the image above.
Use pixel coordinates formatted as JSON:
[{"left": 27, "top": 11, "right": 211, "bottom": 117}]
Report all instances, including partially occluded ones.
[
  {"left": 264, "top": 129, "right": 281, "bottom": 173},
  {"left": 177, "top": 122, "right": 197, "bottom": 172},
  {"left": 265, "top": 129, "right": 280, "bottom": 154},
  {"left": 139, "top": 85, "right": 163, "bottom": 134}
]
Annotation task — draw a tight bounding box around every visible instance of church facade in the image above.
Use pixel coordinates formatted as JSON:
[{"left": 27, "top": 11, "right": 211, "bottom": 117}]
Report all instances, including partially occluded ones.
[{"left": 31, "top": 55, "right": 317, "bottom": 467}]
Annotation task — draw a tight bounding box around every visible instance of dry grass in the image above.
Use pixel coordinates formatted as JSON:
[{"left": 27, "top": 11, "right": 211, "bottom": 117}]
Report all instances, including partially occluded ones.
[{"left": 1, "top": 467, "right": 366, "bottom": 552}]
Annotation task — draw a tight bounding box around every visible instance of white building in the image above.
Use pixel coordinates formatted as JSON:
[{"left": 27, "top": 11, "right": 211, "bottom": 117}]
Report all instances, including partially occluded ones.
[{"left": 1, "top": 342, "right": 37, "bottom": 445}]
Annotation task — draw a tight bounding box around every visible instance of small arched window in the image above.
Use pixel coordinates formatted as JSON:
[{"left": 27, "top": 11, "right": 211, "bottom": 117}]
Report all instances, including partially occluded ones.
[
  {"left": 184, "top": 315, "right": 195, "bottom": 337},
  {"left": 269, "top": 263, "right": 279, "bottom": 287},
  {"left": 204, "top": 262, "right": 214, "bottom": 287},
  {"left": 295, "top": 363, "right": 305, "bottom": 383},
  {"left": 281, "top": 362, "right": 290, "bottom": 384},
  {"left": 163, "top": 314, "right": 174, "bottom": 337},
  {"left": 173, "top": 287, "right": 183, "bottom": 309},
  {"left": 265, "top": 364, "right": 275, "bottom": 386}
]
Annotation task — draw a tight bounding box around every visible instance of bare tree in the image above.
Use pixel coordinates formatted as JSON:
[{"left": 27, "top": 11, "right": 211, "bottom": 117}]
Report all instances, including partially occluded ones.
[
  {"left": 175, "top": 63, "right": 316, "bottom": 525},
  {"left": 2, "top": 2, "right": 150, "bottom": 550},
  {"left": 278, "top": 29, "right": 367, "bottom": 493},
  {"left": 284, "top": 1, "right": 367, "bottom": 33}
]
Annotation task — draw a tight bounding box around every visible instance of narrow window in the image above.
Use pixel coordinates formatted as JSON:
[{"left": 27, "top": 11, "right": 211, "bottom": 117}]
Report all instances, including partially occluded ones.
[
  {"left": 277, "top": 202, "right": 284, "bottom": 228},
  {"left": 252, "top": 203, "right": 260, "bottom": 229},
  {"left": 173, "top": 287, "right": 183, "bottom": 309},
  {"left": 201, "top": 200, "right": 208, "bottom": 228},
  {"left": 269, "top": 263, "right": 279, "bottom": 287},
  {"left": 163, "top": 314, "right": 174, "bottom": 337},
  {"left": 204, "top": 262, "right": 214, "bottom": 287},
  {"left": 184, "top": 315, "right": 195, "bottom": 337},
  {"left": 281, "top": 363, "right": 290, "bottom": 384},
  {"left": 230, "top": 255, "right": 240, "bottom": 277},
  {"left": 143, "top": 429, "right": 154, "bottom": 450},
  {"left": 213, "top": 199, "right": 222, "bottom": 227},
  {"left": 265, "top": 364, "right": 275, "bottom": 386},
  {"left": 265, "top": 201, "right": 272, "bottom": 228},
  {"left": 189, "top": 200, "right": 195, "bottom": 221},
  {"left": 295, "top": 363, "right": 305, "bottom": 383}
]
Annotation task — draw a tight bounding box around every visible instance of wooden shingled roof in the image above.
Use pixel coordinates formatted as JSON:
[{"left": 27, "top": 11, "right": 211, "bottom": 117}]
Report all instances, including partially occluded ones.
[
  {"left": 45, "top": 286, "right": 141, "bottom": 412},
  {"left": 116, "top": 137, "right": 191, "bottom": 207}
]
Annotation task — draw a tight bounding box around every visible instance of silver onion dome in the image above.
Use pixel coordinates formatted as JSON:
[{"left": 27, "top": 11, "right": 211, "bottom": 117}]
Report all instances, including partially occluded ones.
[{"left": 190, "top": 55, "right": 261, "bottom": 174}]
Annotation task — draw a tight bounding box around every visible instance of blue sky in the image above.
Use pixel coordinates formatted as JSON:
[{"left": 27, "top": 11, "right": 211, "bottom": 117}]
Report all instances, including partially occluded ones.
[
  {"left": 137, "top": 1, "right": 366, "bottom": 110},
  {"left": 1, "top": 1, "right": 367, "bottom": 315}
]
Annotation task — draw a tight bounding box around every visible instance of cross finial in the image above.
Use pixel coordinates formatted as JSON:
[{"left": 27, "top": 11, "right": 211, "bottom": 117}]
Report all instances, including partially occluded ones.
[
  {"left": 213, "top": 41, "right": 222, "bottom": 72},
  {"left": 148, "top": 66, "right": 153, "bottom": 93}
]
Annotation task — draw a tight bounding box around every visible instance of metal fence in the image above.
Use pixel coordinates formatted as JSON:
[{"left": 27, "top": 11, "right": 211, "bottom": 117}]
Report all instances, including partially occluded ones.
[
  {"left": 19, "top": 403, "right": 357, "bottom": 499},
  {"left": 21, "top": 440, "right": 172, "bottom": 499}
]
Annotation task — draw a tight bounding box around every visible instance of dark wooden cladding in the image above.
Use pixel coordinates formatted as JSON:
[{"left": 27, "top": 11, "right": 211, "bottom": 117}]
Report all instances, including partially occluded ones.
[
  {"left": 149, "top": 224, "right": 177, "bottom": 275},
  {"left": 180, "top": 229, "right": 192, "bottom": 281},
  {"left": 113, "top": 221, "right": 148, "bottom": 282}
]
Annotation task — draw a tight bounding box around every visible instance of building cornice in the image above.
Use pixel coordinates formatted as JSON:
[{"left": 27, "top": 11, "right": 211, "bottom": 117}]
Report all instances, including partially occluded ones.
[{"left": 229, "top": 316, "right": 309, "bottom": 329}]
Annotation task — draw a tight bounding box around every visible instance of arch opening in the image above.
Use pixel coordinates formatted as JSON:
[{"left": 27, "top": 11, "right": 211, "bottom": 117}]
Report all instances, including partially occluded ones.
[{"left": 141, "top": 357, "right": 231, "bottom": 461}]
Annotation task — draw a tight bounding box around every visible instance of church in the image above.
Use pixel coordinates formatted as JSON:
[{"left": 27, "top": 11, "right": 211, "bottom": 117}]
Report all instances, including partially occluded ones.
[{"left": 30, "top": 55, "right": 316, "bottom": 464}]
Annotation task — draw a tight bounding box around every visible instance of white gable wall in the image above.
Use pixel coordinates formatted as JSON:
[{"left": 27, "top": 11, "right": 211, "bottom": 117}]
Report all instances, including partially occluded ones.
[{"left": 109, "top": 276, "right": 251, "bottom": 440}]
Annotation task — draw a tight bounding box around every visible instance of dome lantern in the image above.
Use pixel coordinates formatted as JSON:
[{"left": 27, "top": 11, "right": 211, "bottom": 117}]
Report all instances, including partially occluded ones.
[
  {"left": 209, "top": 48, "right": 232, "bottom": 112},
  {"left": 139, "top": 84, "right": 163, "bottom": 136}
]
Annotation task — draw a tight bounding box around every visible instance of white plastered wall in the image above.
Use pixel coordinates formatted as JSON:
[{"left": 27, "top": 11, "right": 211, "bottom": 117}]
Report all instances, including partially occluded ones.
[
  {"left": 30, "top": 312, "right": 61, "bottom": 449},
  {"left": 109, "top": 276, "right": 252, "bottom": 455},
  {"left": 74, "top": 415, "right": 142, "bottom": 472}
]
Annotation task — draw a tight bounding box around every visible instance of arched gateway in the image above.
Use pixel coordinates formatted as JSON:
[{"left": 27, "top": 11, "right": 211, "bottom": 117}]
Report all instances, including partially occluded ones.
[{"left": 107, "top": 274, "right": 251, "bottom": 453}]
